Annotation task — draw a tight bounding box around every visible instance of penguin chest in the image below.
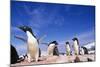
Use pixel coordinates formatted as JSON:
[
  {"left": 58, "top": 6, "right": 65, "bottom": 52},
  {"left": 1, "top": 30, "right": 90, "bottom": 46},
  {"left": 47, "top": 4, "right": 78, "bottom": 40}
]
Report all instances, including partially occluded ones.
[
  {"left": 48, "top": 44, "right": 55, "bottom": 56},
  {"left": 73, "top": 41, "right": 79, "bottom": 51},
  {"left": 48, "top": 46, "right": 54, "bottom": 55},
  {"left": 74, "top": 44, "right": 78, "bottom": 51},
  {"left": 66, "top": 45, "right": 70, "bottom": 52},
  {"left": 80, "top": 48, "right": 84, "bottom": 55},
  {"left": 27, "top": 38, "right": 39, "bottom": 58},
  {"left": 73, "top": 44, "right": 79, "bottom": 55},
  {"left": 66, "top": 45, "right": 70, "bottom": 55}
]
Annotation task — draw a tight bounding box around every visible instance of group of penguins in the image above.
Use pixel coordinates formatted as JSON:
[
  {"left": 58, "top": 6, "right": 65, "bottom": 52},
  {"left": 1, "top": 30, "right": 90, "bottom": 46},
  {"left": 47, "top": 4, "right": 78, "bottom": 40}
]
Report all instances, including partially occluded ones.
[{"left": 11, "top": 26, "right": 92, "bottom": 64}]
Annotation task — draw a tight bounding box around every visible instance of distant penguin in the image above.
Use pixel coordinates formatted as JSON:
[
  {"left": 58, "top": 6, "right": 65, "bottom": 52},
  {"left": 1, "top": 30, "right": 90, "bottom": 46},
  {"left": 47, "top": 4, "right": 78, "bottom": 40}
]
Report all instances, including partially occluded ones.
[
  {"left": 81, "top": 46, "right": 88, "bottom": 54},
  {"left": 47, "top": 41, "right": 59, "bottom": 56},
  {"left": 18, "top": 26, "right": 40, "bottom": 62},
  {"left": 65, "top": 42, "right": 71, "bottom": 56},
  {"left": 72, "top": 37, "right": 80, "bottom": 55},
  {"left": 11, "top": 45, "right": 19, "bottom": 64}
]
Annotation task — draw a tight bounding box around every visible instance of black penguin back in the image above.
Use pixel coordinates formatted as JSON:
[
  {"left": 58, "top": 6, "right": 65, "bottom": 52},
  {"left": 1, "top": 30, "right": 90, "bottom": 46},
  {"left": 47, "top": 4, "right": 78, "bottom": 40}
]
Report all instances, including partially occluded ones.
[
  {"left": 11, "top": 45, "right": 19, "bottom": 64},
  {"left": 39, "top": 48, "right": 41, "bottom": 57}
]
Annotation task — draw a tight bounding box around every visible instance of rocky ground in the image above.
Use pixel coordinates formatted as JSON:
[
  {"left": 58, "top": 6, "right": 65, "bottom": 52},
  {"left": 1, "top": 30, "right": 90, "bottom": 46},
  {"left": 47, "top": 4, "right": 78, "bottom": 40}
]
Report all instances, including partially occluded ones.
[{"left": 11, "top": 54, "right": 95, "bottom": 67}]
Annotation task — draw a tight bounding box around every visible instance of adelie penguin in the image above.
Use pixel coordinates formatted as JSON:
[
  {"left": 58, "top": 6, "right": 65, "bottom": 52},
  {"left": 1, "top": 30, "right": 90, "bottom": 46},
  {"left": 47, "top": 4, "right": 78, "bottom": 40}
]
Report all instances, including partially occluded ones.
[
  {"left": 72, "top": 37, "right": 80, "bottom": 55},
  {"left": 47, "top": 41, "right": 59, "bottom": 56},
  {"left": 18, "top": 26, "right": 41, "bottom": 62},
  {"left": 65, "top": 42, "right": 71, "bottom": 56},
  {"left": 80, "top": 46, "right": 88, "bottom": 55}
]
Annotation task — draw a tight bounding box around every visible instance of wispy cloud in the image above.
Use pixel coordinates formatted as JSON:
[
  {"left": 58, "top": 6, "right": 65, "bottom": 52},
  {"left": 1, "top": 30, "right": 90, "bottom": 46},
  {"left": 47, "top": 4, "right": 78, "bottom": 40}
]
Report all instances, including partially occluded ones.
[
  {"left": 23, "top": 3, "right": 68, "bottom": 29},
  {"left": 56, "top": 30, "right": 95, "bottom": 53},
  {"left": 74, "top": 30, "right": 95, "bottom": 45}
]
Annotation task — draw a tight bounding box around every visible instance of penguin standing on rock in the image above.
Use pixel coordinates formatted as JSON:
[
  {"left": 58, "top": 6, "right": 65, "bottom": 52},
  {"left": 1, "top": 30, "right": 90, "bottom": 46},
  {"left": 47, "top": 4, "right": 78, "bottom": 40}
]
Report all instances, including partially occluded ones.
[
  {"left": 65, "top": 42, "right": 71, "bottom": 56},
  {"left": 72, "top": 38, "right": 80, "bottom": 55},
  {"left": 18, "top": 26, "right": 40, "bottom": 62},
  {"left": 47, "top": 41, "right": 59, "bottom": 56}
]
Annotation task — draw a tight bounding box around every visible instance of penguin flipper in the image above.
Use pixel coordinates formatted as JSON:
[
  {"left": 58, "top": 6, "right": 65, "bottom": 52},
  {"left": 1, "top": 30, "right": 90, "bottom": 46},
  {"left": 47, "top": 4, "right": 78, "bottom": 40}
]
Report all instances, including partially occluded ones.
[{"left": 39, "top": 48, "right": 41, "bottom": 57}]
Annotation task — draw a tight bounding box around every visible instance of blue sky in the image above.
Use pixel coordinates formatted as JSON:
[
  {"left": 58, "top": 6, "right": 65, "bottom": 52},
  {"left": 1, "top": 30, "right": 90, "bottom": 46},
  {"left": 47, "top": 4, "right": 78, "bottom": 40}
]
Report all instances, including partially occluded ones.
[{"left": 11, "top": 1, "right": 95, "bottom": 56}]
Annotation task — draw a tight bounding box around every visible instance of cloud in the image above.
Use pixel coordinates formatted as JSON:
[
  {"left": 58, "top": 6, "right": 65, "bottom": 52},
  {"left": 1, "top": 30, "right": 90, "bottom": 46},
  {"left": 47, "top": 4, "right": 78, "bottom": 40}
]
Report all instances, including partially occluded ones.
[
  {"left": 56, "top": 30, "right": 95, "bottom": 53},
  {"left": 75, "top": 30, "right": 95, "bottom": 45},
  {"left": 11, "top": 26, "right": 20, "bottom": 32},
  {"left": 22, "top": 3, "right": 68, "bottom": 30},
  {"left": 11, "top": 26, "right": 21, "bottom": 36}
]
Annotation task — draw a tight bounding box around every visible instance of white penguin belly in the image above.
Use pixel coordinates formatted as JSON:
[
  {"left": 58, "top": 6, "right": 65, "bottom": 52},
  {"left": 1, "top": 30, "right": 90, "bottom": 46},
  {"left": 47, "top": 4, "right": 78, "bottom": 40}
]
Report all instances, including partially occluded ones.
[
  {"left": 48, "top": 47, "right": 53, "bottom": 56},
  {"left": 26, "top": 31, "right": 39, "bottom": 62},
  {"left": 28, "top": 42, "right": 39, "bottom": 59},
  {"left": 66, "top": 45, "right": 70, "bottom": 52},
  {"left": 47, "top": 44, "right": 55, "bottom": 56},
  {"left": 66, "top": 45, "right": 70, "bottom": 55},
  {"left": 74, "top": 44, "right": 79, "bottom": 55},
  {"left": 80, "top": 48, "right": 84, "bottom": 55}
]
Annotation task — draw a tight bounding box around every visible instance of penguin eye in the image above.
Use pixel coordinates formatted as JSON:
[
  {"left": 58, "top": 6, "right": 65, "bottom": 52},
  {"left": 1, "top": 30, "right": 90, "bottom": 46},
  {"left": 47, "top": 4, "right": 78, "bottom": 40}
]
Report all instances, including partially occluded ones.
[{"left": 23, "top": 27, "right": 26, "bottom": 29}]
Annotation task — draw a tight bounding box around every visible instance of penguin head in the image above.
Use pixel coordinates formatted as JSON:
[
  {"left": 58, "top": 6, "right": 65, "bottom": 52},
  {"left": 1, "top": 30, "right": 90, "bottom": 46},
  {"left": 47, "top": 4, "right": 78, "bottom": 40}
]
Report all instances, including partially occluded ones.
[
  {"left": 72, "top": 37, "right": 79, "bottom": 45},
  {"left": 48, "top": 41, "right": 58, "bottom": 46},
  {"left": 18, "top": 26, "right": 37, "bottom": 40},
  {"left": 66, "top": 42, "right": 69, "bottom": 45},
  {"left": 51, "top": 41, "right": 58, "bottom": 45},
  {"left": 72, "top": 37, "right": 78, "bottom": 41},
  {"left": 18, "top": 26, "right": 32, "bottom": 33}
]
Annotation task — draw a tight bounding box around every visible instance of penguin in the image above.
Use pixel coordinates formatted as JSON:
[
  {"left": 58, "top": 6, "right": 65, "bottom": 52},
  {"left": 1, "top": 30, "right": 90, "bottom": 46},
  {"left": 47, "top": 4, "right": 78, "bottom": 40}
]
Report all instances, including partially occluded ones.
[
  {"left": 11, "top": 45, "right": 19, "bottom": 64},
  {"left": 65, "top": 42, "right": 71, "bottom": 56},
  {"left": 72, "top": 37, "right": 80, "bottom": 55},
  {"left": 81, "top": 46, "right": 88, "bottom": 54},
  {"left": 47, "top": 41, "right": 59, "bottom": 56},
  {"left": 18, "top": 26, "right": 40, "bottom": 62}
]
